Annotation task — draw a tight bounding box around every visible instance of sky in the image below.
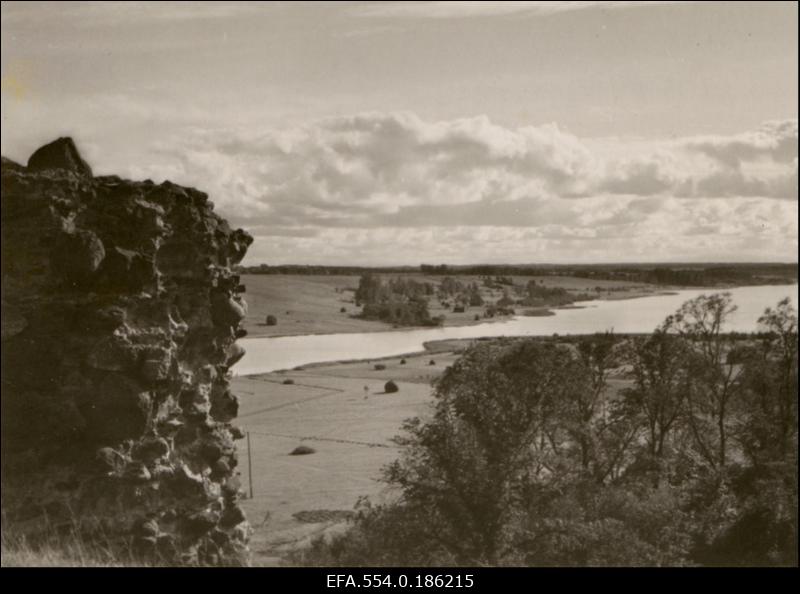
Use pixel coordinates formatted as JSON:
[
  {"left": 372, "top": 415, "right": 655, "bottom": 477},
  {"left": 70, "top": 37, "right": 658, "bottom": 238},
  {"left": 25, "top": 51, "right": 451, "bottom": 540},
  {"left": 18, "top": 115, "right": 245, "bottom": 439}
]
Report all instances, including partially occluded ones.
[{"left": 1, "top": 1, "right": 797, "bottom": 266}]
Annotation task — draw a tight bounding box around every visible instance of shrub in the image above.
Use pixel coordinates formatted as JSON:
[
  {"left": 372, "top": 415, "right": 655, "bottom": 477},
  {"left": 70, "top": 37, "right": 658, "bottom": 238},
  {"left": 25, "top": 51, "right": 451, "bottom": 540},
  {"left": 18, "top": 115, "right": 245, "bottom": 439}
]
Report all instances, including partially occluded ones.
[
  {"left": 497, "top": 295, "right": 516, "bottom": 307},
  {"left": 429, "top": 360, "right": 436, "bottom": 366},
  {"left": 485, "top": 305, "right": 514, "bottom": 317},
  {"left": 427, "top": 315, "right": 446, "bottom": 327},
  {"left": 385, "top": 380, "right": 399, "bottom": 393},
  {"left": 292, "top": 501, "right": 453, "bottom": 566},
  {"left": 265, "top": 315, "right": 277, "bottom": 326}
]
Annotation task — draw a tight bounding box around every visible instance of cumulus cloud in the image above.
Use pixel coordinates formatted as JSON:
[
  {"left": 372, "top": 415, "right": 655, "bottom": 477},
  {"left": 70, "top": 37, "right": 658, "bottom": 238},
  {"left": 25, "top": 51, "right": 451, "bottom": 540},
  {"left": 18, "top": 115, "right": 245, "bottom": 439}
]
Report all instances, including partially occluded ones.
[
  {"left": 141, "top": 111, "right": 797, "bottom": 218},
  {"left": 77, "top": 111, "right": 798, "bottom": 264},
  {"left": 687, "top": 120, "right": 798, "bottom": 168}
]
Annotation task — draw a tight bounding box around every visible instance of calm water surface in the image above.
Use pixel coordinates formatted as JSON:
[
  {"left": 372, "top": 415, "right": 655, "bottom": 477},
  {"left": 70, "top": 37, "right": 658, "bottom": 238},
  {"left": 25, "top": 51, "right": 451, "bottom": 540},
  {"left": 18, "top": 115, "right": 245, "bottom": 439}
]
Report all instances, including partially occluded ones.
[{"left": 235, "top": 284, "right": 798, "bottom": 375}]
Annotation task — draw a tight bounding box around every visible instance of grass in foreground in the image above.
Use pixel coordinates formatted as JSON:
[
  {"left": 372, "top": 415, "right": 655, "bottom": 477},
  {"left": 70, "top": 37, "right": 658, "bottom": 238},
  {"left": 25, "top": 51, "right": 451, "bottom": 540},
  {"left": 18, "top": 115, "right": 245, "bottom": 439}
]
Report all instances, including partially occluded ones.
[{"left": 1, "top": 519, "right": 149, "bottom": 567}]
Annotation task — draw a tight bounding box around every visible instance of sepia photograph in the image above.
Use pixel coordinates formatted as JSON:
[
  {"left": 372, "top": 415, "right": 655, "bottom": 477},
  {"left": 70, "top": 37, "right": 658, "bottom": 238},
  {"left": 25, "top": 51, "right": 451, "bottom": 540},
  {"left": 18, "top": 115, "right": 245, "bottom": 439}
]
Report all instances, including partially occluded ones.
[{"left": 1, "top": 0, "right": 798, "bottom": 574}]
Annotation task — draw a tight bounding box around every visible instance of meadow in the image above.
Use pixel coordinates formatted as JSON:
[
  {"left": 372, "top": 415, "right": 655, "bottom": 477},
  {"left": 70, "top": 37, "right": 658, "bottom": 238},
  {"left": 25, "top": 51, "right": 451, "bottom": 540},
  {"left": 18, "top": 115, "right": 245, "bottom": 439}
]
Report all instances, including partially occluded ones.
[
  {"left": 239, "top": 273, "right": 657, "bottom": 338},
  {"left": 232, "top": 341, "right": 634, "bottom": 566},
  {"left": 231, "top": 350, "right": 455, "bottom": 564}
]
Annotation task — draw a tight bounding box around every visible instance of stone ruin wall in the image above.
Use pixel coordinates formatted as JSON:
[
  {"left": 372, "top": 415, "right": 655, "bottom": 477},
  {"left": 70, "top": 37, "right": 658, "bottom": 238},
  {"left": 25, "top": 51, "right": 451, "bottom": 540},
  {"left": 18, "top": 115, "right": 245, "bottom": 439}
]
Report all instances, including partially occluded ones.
[{"left": 1, "top": 138, "right": 254, "bottom": 565}]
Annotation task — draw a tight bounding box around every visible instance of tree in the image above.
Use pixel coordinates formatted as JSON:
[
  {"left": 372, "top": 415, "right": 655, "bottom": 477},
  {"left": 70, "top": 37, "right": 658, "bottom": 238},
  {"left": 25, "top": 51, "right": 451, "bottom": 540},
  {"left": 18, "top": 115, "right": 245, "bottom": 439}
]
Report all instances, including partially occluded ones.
[
  {"left": 297, "top": 295, "right": 798, "bottom": 566},
  {"left": 661, "top": 293, "right": 741, "bottom": 469},
  {"left": 623, "top": 331, "right": 690, "bottom": 483},
  {"left": 496, "top": 291, "right": 515, "bottom": 307},
  {"left": 519, "top": 481, "right": 692, "bottom": 566},
  {"left": 739, "top": 298, "right": 799, "bottom": 462},
  {"left": 355, "top": 273, "right": 385, "bottom": 305},
  {"left": 544, "top": 333, "right": 639, "bottom": 484},
  {"left": 383, "top": 341, "right": 586, "bottom": 564}
]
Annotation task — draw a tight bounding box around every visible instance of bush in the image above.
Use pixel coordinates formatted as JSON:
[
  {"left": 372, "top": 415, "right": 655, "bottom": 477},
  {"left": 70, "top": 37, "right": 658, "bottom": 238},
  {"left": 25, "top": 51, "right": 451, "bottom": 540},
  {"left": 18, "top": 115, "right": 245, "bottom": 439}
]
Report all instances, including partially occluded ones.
[
  {"left": 497, "top": 295, "right": 516, "bottom": 307},
  {"left": 292, "top": 501, "right": 454, "bottom": 566},
  {"left": 265, "top": 314, "right": 277, "bottom": 326},
  {"left": 429, "top": 359, "right": 436, "bottom": 366},
  {"left": 485, "top": 305, "right": 515, "bottom": 317},
  {"left": 400, "top": 358, "right": 407, "bottom": 365},
  {"left": 384, "top": 380, "right": 399, "bottom": 393},
  {"left": 374, "top": 364, "right": 386, "bottom": 371},
  {"left": 469, "top": 293, "right": 485, "bottom": 307}
]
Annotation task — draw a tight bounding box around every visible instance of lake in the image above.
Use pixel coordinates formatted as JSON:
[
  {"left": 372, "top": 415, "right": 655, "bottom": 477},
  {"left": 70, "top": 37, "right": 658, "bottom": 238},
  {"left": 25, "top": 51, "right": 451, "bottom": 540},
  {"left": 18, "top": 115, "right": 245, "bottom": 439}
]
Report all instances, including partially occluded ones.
[{"left": 235, "top": 284, "right": 799, "bottom": 376}]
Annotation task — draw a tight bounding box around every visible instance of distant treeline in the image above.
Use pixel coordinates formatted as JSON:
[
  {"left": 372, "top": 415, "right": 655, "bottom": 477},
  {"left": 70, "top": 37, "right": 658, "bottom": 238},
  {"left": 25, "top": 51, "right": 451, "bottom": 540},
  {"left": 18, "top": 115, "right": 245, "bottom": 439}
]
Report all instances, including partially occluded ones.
[
  {"left": 570, "top": 264, "right": 799, "bottom": 287},
  {"left": 238, "top": 264, "right": 416, "bottom": 275},
  {"left": 237, "top": 263, "right": 798, "bottom": 286}
]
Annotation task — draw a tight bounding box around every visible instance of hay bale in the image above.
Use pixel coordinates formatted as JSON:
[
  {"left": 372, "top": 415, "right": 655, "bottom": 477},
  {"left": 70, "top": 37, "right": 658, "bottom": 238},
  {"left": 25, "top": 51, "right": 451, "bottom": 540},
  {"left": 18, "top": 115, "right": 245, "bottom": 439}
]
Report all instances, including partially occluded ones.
[
  {"left": 289, "top": 445, "right": 316, "bottom": 456},
  {"left": 282, "top": 379, "right": 295, "bottom": 385},
  {"left": 429, "top": 359, "right": 436, "bottom": 366},
  {"left": 400, "top": 358, "right": 407, "bottom": 365},
  {"left": 374, "top": 363, "right": 386, "bottom": 371},
  {"left": 265, "top": 314, "right": 277, "bottom": 326},
  {"left": 384, "top": 380, "right": 399, "bottom": 393}
]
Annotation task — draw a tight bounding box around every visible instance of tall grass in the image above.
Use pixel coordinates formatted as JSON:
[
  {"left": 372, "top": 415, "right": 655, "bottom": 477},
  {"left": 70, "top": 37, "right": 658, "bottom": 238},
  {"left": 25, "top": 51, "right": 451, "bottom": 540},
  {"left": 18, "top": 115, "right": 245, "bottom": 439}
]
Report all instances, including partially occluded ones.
[{"left": 1, "top": 512, "right": 151, "bottom": 567}]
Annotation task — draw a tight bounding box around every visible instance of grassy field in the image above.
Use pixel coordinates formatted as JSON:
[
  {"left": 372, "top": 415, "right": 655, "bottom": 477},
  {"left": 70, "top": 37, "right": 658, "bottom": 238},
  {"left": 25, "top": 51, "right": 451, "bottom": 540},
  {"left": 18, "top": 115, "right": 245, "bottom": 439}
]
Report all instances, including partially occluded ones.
[
  {"left": 171, "top": 271, "right": 665, "bottom": 565},
  {"left": 239, "top": 273, "right": 658, "bottom": 338},
  {"left": 231, "top": 350, "right": 461, "bottom": 565},
  {"left": 0, "top": 527, "right": 147, "bottom": 567},
  {"left": 231, "top": 344, "right": 634, "bottom": 566}
]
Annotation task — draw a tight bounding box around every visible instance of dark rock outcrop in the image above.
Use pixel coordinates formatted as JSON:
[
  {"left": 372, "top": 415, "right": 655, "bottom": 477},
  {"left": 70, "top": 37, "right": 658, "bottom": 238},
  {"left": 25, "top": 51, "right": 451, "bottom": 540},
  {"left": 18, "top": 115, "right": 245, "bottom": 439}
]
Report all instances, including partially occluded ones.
[
  {"left": 27, "top": 137, "right": 94, "bottom": 177},
  {"left": 1, "top": 138, "right": 254, "bottom": 565}
]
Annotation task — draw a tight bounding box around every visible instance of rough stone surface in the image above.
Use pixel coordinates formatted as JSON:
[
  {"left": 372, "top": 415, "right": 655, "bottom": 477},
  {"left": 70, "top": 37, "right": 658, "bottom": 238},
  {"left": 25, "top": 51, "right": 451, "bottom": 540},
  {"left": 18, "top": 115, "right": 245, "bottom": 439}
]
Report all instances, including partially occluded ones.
[
  {"left": 27, "top": 137, "right": 94, "bottom": 178},
  {"left": 1, "top": 138, "right": 254, "bottom": 565}
]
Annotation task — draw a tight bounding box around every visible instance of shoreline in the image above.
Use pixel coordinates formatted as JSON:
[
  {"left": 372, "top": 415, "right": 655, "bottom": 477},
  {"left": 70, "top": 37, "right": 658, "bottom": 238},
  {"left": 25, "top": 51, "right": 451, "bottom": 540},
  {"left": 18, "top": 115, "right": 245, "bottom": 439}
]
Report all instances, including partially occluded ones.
[
  {"left": 243, "top": 311, "right": 513, "bottom": 340},
  {"left": 241, "top": 332, "right": 663, "bottom": 377},
  {"left": 237, "top": 282, "right": 798, "bottom": 377},
  {"left": 238, "top": 285, "right": 747, "bottom": 340},
  {"left": 242, "top": 286, "right": 687, "bottom": 340}
]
